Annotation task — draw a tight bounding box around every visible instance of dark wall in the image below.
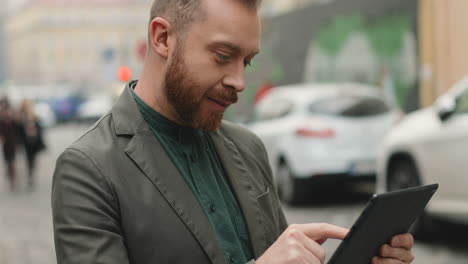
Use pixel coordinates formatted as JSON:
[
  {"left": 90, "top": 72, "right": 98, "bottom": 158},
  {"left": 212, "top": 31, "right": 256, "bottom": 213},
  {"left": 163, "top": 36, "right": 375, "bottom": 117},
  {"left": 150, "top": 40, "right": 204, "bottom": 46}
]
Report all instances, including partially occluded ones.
[
  {"left": 238, "top": 0, "right": 419, "bottom": 116},
  {"left": 264, "top": 0, "right": 418, "bottom": 85}
]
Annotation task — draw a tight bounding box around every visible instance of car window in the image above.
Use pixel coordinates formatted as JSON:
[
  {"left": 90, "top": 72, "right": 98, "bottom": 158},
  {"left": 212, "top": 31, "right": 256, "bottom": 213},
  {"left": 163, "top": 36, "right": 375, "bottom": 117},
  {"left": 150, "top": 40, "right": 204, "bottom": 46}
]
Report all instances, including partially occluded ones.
[
  {"left": 254, "top": 97, "right": 293, "bottom": 121},
  {"left": 308, "top": 95, "right": 390, "bottom": 117},
  {"left": 454, "top": 88, "right": 468, "bottom": 114}
]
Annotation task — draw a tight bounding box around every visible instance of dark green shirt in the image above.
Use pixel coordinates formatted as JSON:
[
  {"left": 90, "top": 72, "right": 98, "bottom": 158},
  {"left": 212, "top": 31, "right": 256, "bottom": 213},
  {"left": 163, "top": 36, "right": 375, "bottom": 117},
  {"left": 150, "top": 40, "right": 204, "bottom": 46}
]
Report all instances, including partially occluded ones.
[{"left": 130, "top": 83, "right": 254, "bottom": 264}]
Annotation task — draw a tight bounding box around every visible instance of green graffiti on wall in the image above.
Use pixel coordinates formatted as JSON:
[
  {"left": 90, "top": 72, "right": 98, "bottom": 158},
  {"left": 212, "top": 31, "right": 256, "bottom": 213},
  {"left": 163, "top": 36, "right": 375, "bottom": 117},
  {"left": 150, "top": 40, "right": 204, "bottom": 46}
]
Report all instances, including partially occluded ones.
[
  {"left": 312, "top": 13, "right": 416, "bottom": 108},
  {"left": 226, "top": 11, "right": 417, "bottom": 122},
  {"left": 367, "top": 14, "right": 411, "bottom": 59},
  {"left": 316, "top": 15, "right": 365, "bottom": 57}
]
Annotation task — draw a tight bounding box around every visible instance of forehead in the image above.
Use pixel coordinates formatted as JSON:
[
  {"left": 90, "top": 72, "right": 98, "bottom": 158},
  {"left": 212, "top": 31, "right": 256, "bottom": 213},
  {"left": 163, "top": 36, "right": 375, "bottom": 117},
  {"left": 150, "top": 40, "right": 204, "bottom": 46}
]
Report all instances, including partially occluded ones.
[{"left": 191, "top": 0, "right": 261, "bottom": 53}]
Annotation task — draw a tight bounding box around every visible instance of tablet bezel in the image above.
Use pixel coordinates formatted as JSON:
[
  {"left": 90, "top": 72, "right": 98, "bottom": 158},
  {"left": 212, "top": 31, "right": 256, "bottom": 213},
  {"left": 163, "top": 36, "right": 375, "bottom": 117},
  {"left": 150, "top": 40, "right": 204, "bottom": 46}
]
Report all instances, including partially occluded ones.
[{"left": 327, "top": 183, "right": 439, "bottom": 264}]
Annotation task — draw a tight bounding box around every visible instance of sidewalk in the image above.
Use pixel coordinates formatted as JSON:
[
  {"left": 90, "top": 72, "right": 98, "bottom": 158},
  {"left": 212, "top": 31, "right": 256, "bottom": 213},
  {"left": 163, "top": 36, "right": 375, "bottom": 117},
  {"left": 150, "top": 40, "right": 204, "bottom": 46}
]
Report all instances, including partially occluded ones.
[{"left": 0, "top": 124, "right": 87, "bottom": 264}]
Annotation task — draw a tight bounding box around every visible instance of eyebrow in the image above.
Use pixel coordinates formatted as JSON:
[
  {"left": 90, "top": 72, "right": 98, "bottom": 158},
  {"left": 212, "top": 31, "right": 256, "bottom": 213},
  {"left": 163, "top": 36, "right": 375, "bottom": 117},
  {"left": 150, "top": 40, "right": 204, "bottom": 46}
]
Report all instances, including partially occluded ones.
[{"left": 208, "top": 41, "right": 260, "bottom": 57}]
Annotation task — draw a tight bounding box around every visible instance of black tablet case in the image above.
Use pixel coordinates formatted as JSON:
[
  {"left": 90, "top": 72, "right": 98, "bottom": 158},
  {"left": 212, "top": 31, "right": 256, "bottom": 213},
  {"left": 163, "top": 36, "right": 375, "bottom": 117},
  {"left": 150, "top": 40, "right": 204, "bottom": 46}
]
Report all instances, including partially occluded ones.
[{"left": 328, "top": 184, "right": 439, "bottom": 264}]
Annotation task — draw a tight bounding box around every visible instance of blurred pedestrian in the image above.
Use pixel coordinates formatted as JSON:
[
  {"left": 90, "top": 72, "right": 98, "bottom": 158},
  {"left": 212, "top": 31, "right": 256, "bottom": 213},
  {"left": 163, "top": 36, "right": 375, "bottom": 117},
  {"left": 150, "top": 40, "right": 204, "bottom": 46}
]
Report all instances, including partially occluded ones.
[
  {"left": 18, "top": 99, "right": 46, "bottom": 189},
  {"left": 0, "top": 96, "right": 19, "bottom": 190},
  {"left": 52, "top": 0, "right": 415, "bottom": 263}
]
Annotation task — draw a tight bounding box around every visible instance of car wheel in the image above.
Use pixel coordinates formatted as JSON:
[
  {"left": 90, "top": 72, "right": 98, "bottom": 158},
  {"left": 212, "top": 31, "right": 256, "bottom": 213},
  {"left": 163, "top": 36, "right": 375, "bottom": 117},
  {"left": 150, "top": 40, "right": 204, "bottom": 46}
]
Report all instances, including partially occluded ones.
[
  {"left": 277, "top": 162, "right": 306, "bottom": 205},
  {"left": 387, "top": 158, "right": 420, "bottom": 190},
  {"left": 387, "top": 158, "right": 437, "bottom": 240}
]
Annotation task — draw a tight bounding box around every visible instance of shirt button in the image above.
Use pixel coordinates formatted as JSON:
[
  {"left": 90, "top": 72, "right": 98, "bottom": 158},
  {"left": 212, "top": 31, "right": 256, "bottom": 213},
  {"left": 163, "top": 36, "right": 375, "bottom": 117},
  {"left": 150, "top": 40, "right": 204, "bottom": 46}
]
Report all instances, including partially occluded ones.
[{"left": 209, "top": 204, "right": 216, "bottom": 213}]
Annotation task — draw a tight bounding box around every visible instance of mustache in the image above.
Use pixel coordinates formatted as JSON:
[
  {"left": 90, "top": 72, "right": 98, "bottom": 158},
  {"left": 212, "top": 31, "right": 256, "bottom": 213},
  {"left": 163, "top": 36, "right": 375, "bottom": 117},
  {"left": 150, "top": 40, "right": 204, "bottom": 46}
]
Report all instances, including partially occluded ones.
[{"left": 209, "top": 89, "right": 239, "bottom": 104}]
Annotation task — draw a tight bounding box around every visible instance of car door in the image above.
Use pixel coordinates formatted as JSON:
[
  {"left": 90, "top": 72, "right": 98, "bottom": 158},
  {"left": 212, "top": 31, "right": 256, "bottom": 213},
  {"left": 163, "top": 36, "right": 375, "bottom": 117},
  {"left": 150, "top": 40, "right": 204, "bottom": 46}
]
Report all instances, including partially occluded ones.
[{"left": 422, "top": 86, "right": 468, "bottom": 217}]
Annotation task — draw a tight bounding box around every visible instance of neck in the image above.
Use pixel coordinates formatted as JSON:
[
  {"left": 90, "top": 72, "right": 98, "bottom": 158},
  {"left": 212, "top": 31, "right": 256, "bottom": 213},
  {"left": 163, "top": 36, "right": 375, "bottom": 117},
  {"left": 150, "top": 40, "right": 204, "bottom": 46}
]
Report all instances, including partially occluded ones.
[{"left": 134, "top": 58, "right": 184, "bottom": 126}]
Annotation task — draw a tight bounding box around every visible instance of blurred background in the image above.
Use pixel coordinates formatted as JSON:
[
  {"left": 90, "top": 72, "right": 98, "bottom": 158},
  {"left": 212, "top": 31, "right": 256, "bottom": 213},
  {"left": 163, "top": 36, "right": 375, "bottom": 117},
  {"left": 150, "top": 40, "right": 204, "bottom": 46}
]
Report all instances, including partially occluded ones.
[{"left": 1, "top": 0, "right": 468, "bottom": 263}]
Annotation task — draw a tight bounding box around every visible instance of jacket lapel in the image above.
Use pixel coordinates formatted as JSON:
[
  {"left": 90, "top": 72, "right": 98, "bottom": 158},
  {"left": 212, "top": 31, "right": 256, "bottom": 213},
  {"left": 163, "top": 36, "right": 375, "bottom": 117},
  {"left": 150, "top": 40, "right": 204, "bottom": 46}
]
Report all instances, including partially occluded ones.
[
  {"left": 209, "top": 131, "right": 269, "bottom": 258},
  {"left": 113, "top": 83, "right": 226, "bottom": 264}
]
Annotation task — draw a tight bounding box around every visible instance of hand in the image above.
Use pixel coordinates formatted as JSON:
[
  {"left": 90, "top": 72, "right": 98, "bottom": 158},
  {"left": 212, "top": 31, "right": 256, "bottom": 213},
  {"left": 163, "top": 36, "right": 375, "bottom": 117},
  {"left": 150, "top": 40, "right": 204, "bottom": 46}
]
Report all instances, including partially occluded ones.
[
  {"left": 256, "top": 223, "right": 349, "bottom": 264},
  {"left": 372, "top": 233, "right": 415, "bottom": 264}
]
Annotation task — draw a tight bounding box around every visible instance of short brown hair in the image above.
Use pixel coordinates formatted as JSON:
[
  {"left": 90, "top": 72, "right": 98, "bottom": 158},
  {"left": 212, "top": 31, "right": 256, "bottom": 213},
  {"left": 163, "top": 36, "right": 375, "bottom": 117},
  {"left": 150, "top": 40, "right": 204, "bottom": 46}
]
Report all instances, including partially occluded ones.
[{"left": 149, "top": 0, "right": 262, "bottom": 36}]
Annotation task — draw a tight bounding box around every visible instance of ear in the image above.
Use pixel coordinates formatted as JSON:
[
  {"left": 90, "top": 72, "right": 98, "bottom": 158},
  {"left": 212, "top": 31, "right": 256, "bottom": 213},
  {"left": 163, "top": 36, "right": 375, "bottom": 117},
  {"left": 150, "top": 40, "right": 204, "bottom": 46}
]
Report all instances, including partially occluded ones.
[{"left": 149, "top": 17, "right": 173, "bottom": 59}]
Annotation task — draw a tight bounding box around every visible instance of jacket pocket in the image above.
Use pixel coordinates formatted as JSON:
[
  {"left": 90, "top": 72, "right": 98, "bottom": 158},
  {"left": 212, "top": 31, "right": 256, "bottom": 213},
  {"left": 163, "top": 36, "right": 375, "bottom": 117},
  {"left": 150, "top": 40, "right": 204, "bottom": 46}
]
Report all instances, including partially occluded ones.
[{"left": 256, "top": 186, "right": 281, "bottom": 246}]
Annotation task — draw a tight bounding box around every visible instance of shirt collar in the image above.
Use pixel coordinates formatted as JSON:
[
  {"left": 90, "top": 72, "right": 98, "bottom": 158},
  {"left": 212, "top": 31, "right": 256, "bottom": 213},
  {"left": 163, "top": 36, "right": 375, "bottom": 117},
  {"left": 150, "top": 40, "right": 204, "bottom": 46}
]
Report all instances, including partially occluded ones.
[{"left": 129, "top": 81, "right": 197, "bottom": 144}]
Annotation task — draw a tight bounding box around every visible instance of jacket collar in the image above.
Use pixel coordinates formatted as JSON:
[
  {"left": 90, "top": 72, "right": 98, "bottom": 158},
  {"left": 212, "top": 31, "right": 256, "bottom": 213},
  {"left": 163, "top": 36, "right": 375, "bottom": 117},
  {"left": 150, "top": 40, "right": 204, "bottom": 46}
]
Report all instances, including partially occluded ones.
[{"left": 112, "top": 80, "right": 144, "bottom": 136}]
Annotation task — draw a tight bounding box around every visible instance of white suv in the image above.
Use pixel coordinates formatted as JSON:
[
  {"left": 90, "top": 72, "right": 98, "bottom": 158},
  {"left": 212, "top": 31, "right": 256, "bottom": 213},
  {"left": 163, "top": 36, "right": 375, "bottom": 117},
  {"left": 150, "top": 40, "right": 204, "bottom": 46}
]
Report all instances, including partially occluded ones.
[
  {"left": 248, "top": 83, "right": 399, "bottom": 204},
  {"left": 377, "top": 76, "right": 468, "bottom": 232}
]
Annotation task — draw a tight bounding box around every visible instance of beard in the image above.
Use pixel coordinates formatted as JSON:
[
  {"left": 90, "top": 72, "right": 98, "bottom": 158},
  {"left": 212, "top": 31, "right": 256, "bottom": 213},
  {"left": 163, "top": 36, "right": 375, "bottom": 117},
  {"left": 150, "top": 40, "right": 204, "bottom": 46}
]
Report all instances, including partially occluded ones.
[{"left": 163, "top": 43, "right": 238, "bottom": 131}]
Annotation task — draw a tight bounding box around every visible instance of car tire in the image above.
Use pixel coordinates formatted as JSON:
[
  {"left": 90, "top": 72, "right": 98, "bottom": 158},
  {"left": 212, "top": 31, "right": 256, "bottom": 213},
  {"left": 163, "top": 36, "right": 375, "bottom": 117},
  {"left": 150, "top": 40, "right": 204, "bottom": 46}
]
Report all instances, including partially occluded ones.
[
  {"left": 277, "top": 162, "right": 307, "bottom": 205},
  {"left": 387, "top": 158, "right": 438, "bottom": 240},
  {"left": 387, "top": 158, "right": 421, "bottom": 190}
]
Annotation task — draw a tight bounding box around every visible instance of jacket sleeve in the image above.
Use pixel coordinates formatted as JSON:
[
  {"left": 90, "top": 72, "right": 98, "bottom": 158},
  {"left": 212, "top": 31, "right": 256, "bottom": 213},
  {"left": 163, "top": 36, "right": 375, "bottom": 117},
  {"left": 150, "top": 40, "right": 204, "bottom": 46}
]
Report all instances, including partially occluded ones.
[{"left": 51, "top": 148, "right": 129, "bottom": 264}]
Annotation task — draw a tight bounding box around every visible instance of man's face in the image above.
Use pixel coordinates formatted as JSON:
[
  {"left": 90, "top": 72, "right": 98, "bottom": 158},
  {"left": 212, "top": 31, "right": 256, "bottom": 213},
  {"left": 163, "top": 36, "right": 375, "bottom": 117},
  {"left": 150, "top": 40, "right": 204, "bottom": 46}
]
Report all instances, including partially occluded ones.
[{"left": 163, "top": 0, "right": 260, "bottom": 131}]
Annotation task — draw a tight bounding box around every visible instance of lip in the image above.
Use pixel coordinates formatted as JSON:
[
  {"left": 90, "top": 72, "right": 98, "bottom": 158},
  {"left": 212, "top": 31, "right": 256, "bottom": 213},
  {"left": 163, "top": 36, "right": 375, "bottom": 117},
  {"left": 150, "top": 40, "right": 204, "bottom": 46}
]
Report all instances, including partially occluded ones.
[{"left": 207, "top": 97, "right": 231, "bottom": 111}]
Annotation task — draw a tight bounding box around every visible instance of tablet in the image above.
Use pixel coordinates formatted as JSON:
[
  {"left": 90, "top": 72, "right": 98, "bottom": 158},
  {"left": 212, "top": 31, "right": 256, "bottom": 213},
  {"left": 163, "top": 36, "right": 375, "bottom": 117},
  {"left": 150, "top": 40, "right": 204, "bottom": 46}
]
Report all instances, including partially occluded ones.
[{"left": 328, "top": 183, "right": 439, "bottom": 264}]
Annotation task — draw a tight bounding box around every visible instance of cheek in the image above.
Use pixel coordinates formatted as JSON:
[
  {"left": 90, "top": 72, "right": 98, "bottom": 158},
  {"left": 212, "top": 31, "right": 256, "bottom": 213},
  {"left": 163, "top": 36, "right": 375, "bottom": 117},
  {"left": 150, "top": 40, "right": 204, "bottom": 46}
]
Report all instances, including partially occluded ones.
[
  {"left": 191, "top": 69, "right": 224, "bottom": 96},
  {"left": 184, "top": 53, "right": 224, "bottom": 86}
]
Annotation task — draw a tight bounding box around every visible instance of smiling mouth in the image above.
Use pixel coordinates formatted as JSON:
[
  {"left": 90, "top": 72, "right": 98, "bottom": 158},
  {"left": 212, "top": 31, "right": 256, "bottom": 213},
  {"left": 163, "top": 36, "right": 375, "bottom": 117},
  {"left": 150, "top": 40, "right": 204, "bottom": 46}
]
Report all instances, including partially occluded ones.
[{"left": 208, "top": 97, "right": 231, "bottom": 109}]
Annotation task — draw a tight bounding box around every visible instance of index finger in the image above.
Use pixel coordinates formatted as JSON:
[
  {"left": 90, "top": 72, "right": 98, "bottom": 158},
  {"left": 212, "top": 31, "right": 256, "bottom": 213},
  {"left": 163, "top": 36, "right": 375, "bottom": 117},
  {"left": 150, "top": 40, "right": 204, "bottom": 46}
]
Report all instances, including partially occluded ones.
[{"left": 298, "top": 223, "right": 349, "bottom": 241}]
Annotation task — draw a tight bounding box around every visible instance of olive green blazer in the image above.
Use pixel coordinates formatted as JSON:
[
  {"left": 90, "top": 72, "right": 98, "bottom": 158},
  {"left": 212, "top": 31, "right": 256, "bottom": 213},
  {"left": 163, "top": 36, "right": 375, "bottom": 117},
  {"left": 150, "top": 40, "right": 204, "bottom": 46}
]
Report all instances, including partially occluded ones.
[{"left": 51, "top": 86, "right": 288, "bottom": 264}]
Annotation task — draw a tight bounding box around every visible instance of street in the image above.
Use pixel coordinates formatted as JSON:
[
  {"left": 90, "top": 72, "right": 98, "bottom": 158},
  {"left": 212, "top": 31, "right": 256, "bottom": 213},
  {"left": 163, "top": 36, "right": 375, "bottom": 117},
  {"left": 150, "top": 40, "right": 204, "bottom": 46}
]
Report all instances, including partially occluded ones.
[{"left": 0, "top": 123, "right": 467, "bottom": 264}]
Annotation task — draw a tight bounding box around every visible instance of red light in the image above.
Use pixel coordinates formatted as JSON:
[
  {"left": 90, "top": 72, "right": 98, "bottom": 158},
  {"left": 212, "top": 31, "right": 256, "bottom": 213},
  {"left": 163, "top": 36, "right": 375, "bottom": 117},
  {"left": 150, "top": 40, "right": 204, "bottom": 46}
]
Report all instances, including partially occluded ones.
[
  {"left": 295, "top": 128, "right": 335, "bottom": 138},
  {"left": 118, "top": 66, "right": 132, "bottom": 82}
]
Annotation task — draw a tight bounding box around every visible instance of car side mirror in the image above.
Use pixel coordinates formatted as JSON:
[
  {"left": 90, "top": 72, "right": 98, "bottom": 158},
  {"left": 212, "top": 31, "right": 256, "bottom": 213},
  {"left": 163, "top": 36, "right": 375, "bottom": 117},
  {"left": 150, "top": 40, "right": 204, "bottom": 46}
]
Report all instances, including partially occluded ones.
[{"left": 436, "top": 95, "right": 456, "bottom": 122}]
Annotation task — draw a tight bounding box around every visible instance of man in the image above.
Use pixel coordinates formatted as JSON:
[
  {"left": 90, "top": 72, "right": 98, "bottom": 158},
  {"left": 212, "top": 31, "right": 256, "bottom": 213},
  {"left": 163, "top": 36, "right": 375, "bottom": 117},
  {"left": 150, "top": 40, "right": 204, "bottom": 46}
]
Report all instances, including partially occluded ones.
[{"left": 51, "top": 0, "right": 415, "bottom": 263}]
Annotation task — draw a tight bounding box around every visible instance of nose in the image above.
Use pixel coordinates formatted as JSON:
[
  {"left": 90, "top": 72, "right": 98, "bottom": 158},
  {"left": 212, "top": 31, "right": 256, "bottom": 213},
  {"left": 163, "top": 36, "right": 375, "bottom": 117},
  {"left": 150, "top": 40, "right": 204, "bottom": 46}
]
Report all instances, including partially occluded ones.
[{"left": 222, "top": 64, "right": 246, "bottom": 93}]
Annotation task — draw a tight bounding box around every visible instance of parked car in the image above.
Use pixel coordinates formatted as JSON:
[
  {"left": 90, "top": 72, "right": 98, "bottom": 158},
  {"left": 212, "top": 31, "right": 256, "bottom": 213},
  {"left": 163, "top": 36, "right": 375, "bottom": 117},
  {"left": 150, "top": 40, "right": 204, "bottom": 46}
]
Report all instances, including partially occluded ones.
[
  {"left": 76, "top": 94, "right": 114, "bottom": 122},
  {"left": 49, "top": 95, "right": 85, "bottom": 123},
  {"left": 248, "top": 83, "right": 400, "bottom": 204},
  {"left": 34, "top": 100, "right": 57, "bottom": 128},
  {"left": 376, "top": 76, "right": 468, "bottom": 234}
]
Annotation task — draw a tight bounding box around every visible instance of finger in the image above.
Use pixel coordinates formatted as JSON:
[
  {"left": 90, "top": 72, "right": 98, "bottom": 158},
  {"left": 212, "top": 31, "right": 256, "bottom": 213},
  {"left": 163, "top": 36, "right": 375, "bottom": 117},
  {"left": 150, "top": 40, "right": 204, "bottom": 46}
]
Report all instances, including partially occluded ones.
[
  {"left": 285, "top": 227, "right": 327, "bottom": 262},
  {"left": 372, "top": 256, "right": 403, "bottom": 264},
  {"left": 297, "top": 223, "right": 349, "bottom": 241},
  {"left": 390, "top": 234, "right": 414, "bottom": 250},
  {"left": 315, "top": 238, "right": 327, "bottom": 245},
  {"left": 296, "top": 243, "right": 323, "bottom": 264},
  {"left": 380, "top": 244, "right": 415, "bottom": 263}
]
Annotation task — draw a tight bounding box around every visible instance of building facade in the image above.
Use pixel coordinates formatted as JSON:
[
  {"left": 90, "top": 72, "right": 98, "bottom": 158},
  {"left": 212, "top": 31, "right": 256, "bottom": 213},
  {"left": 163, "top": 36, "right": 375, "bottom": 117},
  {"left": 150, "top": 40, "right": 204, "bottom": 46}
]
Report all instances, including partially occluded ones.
[
  {"left": 0, "top": 19, "right": 5, "bottom": 83},
  {"left": 4, "top": 0, "right": 149, "bottom": 89}
]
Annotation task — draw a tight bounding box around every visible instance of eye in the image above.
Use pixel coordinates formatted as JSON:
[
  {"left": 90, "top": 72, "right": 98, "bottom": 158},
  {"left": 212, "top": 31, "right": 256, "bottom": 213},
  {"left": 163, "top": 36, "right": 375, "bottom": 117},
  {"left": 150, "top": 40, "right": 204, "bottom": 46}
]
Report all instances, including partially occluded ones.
[{"left": 216, "top": 53, "right": 231, "bottom": 63}]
